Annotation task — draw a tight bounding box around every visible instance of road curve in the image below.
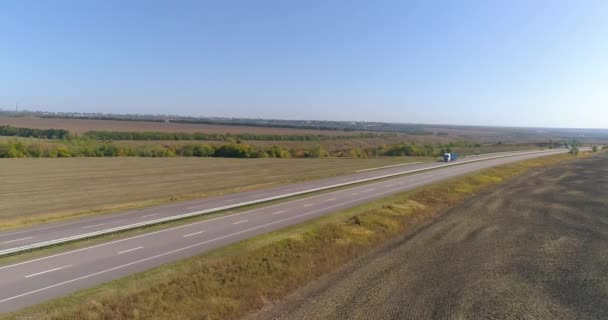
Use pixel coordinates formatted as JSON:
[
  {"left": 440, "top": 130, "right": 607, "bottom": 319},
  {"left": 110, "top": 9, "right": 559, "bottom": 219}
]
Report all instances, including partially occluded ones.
[
  {"left": 0, "top": 149, "right": 563, "bottom": 256},
  {"left": 0, "top": 149, "right": 570, "bottom": 313}
]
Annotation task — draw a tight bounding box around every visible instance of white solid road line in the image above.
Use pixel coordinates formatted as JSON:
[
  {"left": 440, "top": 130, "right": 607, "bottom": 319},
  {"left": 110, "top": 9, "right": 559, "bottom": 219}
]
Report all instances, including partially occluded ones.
[
  {"left": 183, "top": 231, "right": 205, "bottom": 238},
  {"left": 117, "top": 247, "right": 143, "bottom": 255},
  {"left": 81, "top": 223, "right": 107, "bottom": 229},
  {"left": 355, "top": 162, "right": 423, "bottom": 173},
  {"left": 233, "top": 220, "right": 248, "bottom": 225},
  {"left": 0, "top": 191, "right": 347, "bottom": 272},
  {"left": 271, "top": 211, "right": 286, "bottom": 215},
  {"left": 326, "top": 198, "right": 337, "bottom": 201},
  {"left": 142, "top": 214, "right": 159, "bottom": 218},
  {"left": 24, "top": 265, "right": 72, "bottom": 279},
  {"left": 362, "top": 188, "right": 376, "bottom": 193},
  {"left": 0, "top": 190, "right": 393, "bottom": 304},
  {"left": 0, "top": 207, "right": 140, "bottom": 239},
  {"left": 0, "top": 237, "right": 33, "bottom": 245}
]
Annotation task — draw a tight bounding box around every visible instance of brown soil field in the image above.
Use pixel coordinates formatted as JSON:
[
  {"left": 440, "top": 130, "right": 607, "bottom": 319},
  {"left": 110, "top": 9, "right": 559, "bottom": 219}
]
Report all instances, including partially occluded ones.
[
  {"left": 0, "top": 116, "right": 374, "bottom": 136},
  {"left": 5, "top": 116, "right": 570, "bottom": 147},
  {"left": 254, "top": 153, "right": 608, "bottom": 320},
  {"left": 0, "top": 116, "right": 459, "bottom": 145},
  {"left": 0, "top": 156, "right": 426, "bottom": 227}
]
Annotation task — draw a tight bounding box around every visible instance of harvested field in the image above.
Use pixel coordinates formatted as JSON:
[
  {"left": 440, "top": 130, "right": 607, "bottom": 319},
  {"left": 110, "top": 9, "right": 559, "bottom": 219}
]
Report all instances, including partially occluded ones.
[
  {"left": 0, "top": 156, "right": 426, "bottom": 226},
  {"left": 254, "top": 153, "right": 608, "bottom": 320}
]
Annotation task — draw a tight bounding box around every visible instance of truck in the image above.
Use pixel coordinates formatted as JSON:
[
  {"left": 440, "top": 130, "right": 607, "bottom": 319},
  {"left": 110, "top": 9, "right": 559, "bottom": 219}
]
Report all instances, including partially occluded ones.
[{"left": 443, "top": 152, "right": 458, "bottom": 162}]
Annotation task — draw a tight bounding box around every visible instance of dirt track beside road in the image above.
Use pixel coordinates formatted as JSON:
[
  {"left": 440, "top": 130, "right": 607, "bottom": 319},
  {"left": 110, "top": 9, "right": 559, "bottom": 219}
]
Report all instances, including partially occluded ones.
[{"left": 253, "top": 154, "right": 608, "bottom": 320}]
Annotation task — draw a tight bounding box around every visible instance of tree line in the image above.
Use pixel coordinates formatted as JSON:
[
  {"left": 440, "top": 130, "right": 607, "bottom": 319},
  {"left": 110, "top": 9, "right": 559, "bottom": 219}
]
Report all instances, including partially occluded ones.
[
  {"left": 82, "top": 130, "right": 392, "bottom": 141},
  {"left": 0, "top": 138, "right": 470, "bottom": 159},
  {"left": 0, "top": 125, "right": 70, "bottom": 139},
  {"left": 0, "top": 125, "right": 394, "bottom": 142},
  {"left": 0, "top": 139, "right": 330, "bottom": 158}
]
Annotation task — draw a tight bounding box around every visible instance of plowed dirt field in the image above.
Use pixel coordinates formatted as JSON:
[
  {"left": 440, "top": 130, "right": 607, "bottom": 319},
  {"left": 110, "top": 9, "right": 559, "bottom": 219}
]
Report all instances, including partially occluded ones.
[{"left": 253, "top": 154, "right": 608, "bottom": 320}]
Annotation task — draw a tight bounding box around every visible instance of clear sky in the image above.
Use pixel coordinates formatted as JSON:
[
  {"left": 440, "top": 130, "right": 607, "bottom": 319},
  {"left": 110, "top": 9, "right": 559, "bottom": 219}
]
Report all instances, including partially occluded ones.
[{"left": 1, "top": 0, "right": 607, "bottom": 128}]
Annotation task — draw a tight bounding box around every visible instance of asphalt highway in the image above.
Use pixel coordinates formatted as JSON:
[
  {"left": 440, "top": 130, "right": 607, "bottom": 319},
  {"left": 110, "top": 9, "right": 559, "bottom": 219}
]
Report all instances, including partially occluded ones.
[
  {"left": 0, "top": 149, "right": 562, "bottom": 255},
  {"left": 0, "top": 149, "right": 569, "bottom": 313}
]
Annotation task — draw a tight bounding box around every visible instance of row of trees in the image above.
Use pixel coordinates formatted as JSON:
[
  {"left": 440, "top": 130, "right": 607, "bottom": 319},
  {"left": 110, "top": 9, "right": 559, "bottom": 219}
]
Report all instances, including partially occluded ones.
[
  {"left": 0, "top": 125, "right": 70, "bottom": 139},
  {"left": 0, "top": 139, "right": 465, "bottom": 159},
  {"left": 0, "top": 125, "right": 392, "bottom": 142},
  {"left": 82, "top": 130, "right": 391, "bottom": 141},
  {"left": 0, "top": 140, "right": 329, "bottom": 158}
]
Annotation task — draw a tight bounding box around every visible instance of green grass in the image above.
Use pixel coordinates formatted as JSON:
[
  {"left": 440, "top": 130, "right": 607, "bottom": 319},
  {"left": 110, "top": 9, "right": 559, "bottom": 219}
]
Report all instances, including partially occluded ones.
[
  {"left": 0, "top": 152, "right": 589, "bottom": 320},
  {"left": 0, "top": 156, "right": 430, "bottom": 229}
]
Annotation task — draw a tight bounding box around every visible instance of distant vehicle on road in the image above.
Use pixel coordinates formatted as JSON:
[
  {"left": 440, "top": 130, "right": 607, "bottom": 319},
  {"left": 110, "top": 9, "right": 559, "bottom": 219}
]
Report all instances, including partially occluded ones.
[{"left": 443, "top": 152, "right": 458, "bottom": 162}]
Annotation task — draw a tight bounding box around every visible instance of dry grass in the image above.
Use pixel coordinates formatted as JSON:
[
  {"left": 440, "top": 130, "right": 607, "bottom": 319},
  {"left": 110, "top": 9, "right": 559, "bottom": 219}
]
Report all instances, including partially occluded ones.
[
  {"left": 0, "top": 156, "right": 428, "bottom": 228},
  {"left": 0, "top": 153, "right": 587, "bottom": 320}
]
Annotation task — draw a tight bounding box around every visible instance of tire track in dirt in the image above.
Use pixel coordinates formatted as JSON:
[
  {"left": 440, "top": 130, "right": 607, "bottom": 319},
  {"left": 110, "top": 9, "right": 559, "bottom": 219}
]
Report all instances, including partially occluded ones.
[{"left": 251, "top": 154, "right": 608, "bottom": 320}]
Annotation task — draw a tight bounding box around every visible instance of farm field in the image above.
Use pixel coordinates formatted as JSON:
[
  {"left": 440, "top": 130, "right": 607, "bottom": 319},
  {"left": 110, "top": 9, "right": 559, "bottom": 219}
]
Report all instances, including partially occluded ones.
[
  {"left": 254, "top": 153, "right": 608, "bottom": 320},
  {"left": 0, "top": 156, "right": 428, "bottom": 227},
  {"left": 0, "top": 116, "right": 376, "bottom": 136},
  {"left": 0, "top": 115, "right": 538, "bottom": 145}
]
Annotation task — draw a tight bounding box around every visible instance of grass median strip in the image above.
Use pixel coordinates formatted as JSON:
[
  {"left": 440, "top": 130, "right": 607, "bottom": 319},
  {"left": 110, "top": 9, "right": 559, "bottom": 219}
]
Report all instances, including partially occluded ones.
[{"left": 0, "top": 152, "right": 592, "bottom": 320}]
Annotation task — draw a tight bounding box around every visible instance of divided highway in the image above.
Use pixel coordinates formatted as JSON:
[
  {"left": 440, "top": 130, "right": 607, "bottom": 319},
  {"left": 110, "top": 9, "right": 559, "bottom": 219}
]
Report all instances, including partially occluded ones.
[
  {"left": 0, "top": 149, "right": 569, "bottom": 313},
  {"left": 0, "top": 149, "right": 562, "bottom": 256}
]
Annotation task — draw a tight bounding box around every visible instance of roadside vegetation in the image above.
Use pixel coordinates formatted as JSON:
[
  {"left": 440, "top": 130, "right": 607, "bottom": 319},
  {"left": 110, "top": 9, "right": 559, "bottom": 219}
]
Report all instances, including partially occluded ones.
[
  {"left": 1, "top": 152, "right": 592, "bottom": 320},
  {"left": 569, "top": 146, "right": 580, "bottom": 155}
]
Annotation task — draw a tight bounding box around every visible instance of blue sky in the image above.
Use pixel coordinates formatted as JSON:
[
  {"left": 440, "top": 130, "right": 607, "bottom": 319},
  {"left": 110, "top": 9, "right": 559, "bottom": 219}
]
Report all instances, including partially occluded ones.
[{"left": 1, "top": 0, "right": 607, "bottom": 128}]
